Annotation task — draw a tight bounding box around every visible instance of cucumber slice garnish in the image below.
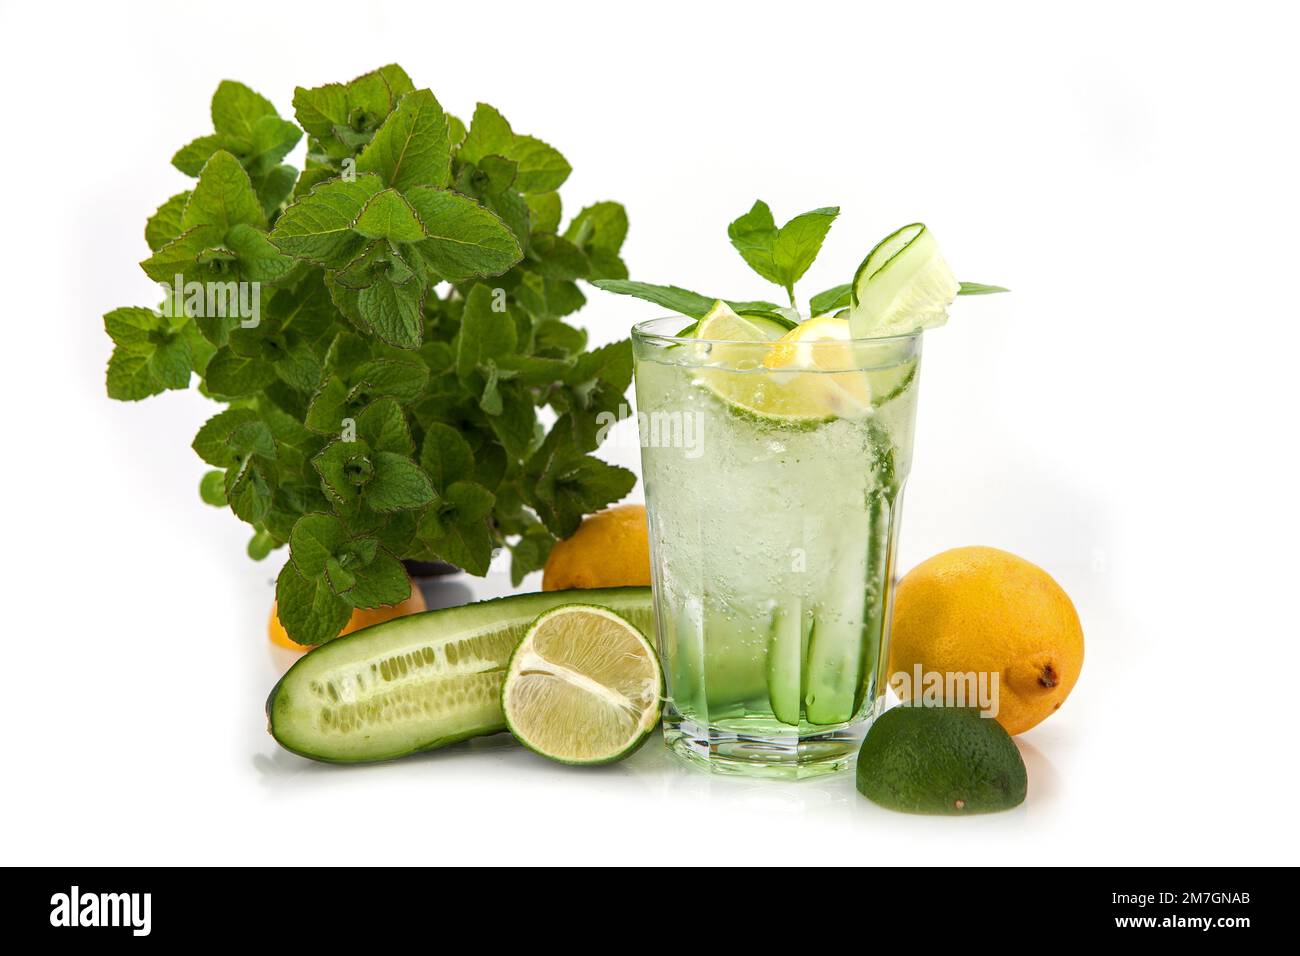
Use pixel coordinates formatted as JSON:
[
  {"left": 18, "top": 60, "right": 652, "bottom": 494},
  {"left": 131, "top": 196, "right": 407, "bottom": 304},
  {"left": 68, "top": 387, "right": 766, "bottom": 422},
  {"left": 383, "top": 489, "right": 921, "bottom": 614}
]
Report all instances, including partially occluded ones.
[
  {"left": 267, "top": 586, "right": 653, "bottom": 763},
  {"left": 849, "top": 223, "right": 959, "bottom": 338}
]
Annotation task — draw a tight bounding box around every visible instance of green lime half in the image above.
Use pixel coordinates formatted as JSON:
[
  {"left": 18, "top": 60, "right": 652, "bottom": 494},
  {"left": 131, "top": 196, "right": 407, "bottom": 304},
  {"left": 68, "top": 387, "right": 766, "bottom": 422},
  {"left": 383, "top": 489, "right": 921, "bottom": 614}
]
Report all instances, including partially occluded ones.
[
  {"left": 849, "top": 223, "right": 959, "bottom": 338},
  {"left": 502, "top": 604, "right": 663, "bottom": 765},
  {"left": 692, "top": 301, "right": 841, "bottom": 425}
]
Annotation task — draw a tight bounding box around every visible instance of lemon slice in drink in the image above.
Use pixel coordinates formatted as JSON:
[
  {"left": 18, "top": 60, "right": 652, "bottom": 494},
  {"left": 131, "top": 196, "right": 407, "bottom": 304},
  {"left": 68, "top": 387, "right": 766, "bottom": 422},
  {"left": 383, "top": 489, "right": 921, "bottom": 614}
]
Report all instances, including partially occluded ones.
[
  {"left": 762, "top": 314, "right": 874, "bottom": 417},
  {"left": 849, "top": 223, "right": 959, "bottom": 337},
  {"left": 692, "top": 301, "right": 846, "bottom": 424},
  {"left": 502, "top": 604, "right": 663, "bottom": 764}
]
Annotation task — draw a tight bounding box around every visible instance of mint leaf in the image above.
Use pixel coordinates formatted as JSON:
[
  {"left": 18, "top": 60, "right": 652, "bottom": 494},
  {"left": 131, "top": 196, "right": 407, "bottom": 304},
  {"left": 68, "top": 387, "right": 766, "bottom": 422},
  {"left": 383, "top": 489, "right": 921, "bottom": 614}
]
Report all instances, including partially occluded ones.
[
  {"left": 810, "top": 282, "right": 852, "bottom": 315},
  {"left": 514, "top": 272, "right": 586, "bottom": 319},
  {"left": 458, "top": 105, "right": 568, "bottom": 193},
  {"left": 312, "top": 439, "right": 372, "bottom": 508},
  {"left": 227, "top": 420, "right": 277, "bottom": 460},
  {"left": 139, "top": 224, "right": 223, "bottom": 284},
  {"left": 532, "top": 319, "right": 587, "bottom": 356},
  {"left": 564, "top": 201, "right": 628, "bottom": 280},
  {"left": 247, "top": 529, "right": 277, "bottom": 560},
  {"left": 356, "top": 397, "right": 414, "bottom": 455},
  {"left": 356, "top": 89, "right": 451, "bottom": 191},
  {"left": 204, "top": 347, "right": 276, "bottom": 396},
  {"left": 726, "top": 200, "right": 779, "bottom": 279},
  {"left": 509, "top": 523, "right": 555, "bottom": 586},
  {"left": 526, "top": 434, "right": 636, "bottom": 537},
  {"left": 106, "top": 348, "right": 164, "bottom": 401},
  {"left": 420, "top": 423, "right": 475, "bottom": 491},
  {"left": 589, "top": 280, "right": 779, "bottom": 318},
  {"left": 350, "top": 359, "right": 429, "bottom": 403},
  {"left": 244, "top": 117, "right": 302, "bottom": 176},
  {"left": 172, "top": 135, "right": 225, "bottom": 177},
  {"left": 958, "top": 281, "right": 1010, "bottom": 295},
  {"left": 526, "top": 191, "right": 562, "bottom": 233},
  {"left": 417, "top": 480, "right": 497, "bottom": 575},
  {"left": 352, "top": 188, "right": 427, "bottom": 242},
  {"left": 458, "top": 103, "right": 514, "bottom": 165},
  {"left": 406, "top": 187, "right": 521, "bottom": 281},
  {"left": 199, "top": 470, "right": 227, "bottom": 506},
  {"left": 172, "top": 80, "right": 301, "bottom": 195},
  {"left": 193, "top": 408, "right": 260, "bottom": 466},
  {"left": 275, "top": 561, "right": 352, "bottom": 646},
  {"left": 346, "top": 549, "right": 411, "bottom": 608},
  {"left": 210, "top": 80, "right": 277, "bottom": 141},
  {"left": 269, "top": 174, "right": 383, "bottom": 265},
  {"left": 286, "top": 512, "right": 408, "bottom": 611},
  {"left": 366, "top": 452, "right": 435, "bottom": 512},
  {"left": 224, "top": 454, "right": 272, "bottom": 524},
  {"left": 506, "top": 135, "right": 571, "bottom": 193},
  {"left": 224, "top": 223, "right": 295, "bottom": 281},
  {"left": 527, "top": 233, "right": 590, "bottom": 280},
  {"left": 456, "top": 284, "right": 518, "bottom": 381},
  {"left": 258, "top": 164, "right": 297, "bottom": 215},
  {"left": 182, "top": 151, "right": 266, "bottom": 234},
  {"left": 305, "top": 359, "right": 428, "bottom": 434},
  {"left": 103, "top": 307, "right": 192, "bottom": 400},
  {"left": 289, "top": 513, "right": 351, "bottom": 578},
  {"left": 487, "top": 383, "right": 542, "bottom": 460},
  {"left": 293, "top": 65, "right": 414, "bottom": 163},
  {"left": 727, "top": 200, "right": 838, "bottom": 303},
  {"left": 145, "top": 192, "right": 190, "bottom": 252},
  {"left": 292, "top": 82, "right": 350, "bottom": 144},
  {"left": 771, "top": 207, "right": 838, "bottom": 289},
  {"left": 552, "top": 339, "right": 633, "bottom": 452},
  {"left": 354, "top": 265, "right": 428, "bottom": 349}
]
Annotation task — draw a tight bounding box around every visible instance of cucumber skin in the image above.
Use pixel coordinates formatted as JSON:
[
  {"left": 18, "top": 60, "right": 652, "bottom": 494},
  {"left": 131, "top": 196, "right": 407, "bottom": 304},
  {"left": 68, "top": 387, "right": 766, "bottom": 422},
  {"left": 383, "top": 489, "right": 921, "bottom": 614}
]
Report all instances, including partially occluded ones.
[{"left": 267, "top": 587, "right": 653, "bottom": 764}]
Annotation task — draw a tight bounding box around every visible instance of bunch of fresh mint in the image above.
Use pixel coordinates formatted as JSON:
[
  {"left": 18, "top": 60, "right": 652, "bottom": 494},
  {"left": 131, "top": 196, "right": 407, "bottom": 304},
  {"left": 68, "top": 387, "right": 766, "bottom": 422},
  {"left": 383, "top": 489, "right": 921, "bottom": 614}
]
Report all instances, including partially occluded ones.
[
  {"left": 594, "top": 200, "right": 1006, "bottom": 318},
  {"left": 104, "top": 65, "right": 636, "bottom": 644}
]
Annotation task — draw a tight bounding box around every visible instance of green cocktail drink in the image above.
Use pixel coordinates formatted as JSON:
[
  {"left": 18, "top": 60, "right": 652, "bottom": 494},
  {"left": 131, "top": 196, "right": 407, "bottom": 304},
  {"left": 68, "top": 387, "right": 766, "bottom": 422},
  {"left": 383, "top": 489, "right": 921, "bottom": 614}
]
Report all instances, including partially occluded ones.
[{"left": 632, "top": 308, "right": 922, "bottom": 777}]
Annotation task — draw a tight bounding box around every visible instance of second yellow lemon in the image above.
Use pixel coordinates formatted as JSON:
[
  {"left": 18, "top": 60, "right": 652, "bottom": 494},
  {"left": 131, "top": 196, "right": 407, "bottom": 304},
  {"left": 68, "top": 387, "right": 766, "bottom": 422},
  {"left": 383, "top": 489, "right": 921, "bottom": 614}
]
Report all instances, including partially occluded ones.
[
  {"left": 888, "top": 546, "right": 1084, "bottom": 735},
  {"left": 542, "top": 504, "right": 652, "bottom": 591}
]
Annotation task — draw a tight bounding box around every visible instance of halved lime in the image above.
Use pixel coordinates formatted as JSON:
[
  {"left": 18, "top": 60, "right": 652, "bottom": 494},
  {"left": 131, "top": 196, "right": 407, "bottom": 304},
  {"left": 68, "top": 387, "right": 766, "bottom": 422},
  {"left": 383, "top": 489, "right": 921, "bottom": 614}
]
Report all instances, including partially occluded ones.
[
  {"left": 849, "top": 223, "right": 959, "bottom": 338},
  {"left": 501, "top": 604, "right": 663, "bottom": 765}
]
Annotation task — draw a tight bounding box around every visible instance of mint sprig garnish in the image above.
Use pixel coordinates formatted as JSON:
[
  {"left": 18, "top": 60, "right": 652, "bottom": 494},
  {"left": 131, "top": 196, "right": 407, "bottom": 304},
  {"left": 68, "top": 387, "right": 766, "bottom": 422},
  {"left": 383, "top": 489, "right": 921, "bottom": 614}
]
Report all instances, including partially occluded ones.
[
  {"left": 105, "top": 65, "right": 637, "bottom": 644},
  {"left": 595, "top": 200, "right": 1008, "bottom": 320},
  {"left": 727, "top": 201, "right": 839, "bottom": 306}
]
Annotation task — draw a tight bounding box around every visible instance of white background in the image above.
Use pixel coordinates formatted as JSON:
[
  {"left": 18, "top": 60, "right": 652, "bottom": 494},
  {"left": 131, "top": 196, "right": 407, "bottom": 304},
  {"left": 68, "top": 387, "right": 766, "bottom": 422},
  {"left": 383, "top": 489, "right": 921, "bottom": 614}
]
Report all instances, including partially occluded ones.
[{"left": 2, "top": 0, "right": 1297, "bottom": 865}]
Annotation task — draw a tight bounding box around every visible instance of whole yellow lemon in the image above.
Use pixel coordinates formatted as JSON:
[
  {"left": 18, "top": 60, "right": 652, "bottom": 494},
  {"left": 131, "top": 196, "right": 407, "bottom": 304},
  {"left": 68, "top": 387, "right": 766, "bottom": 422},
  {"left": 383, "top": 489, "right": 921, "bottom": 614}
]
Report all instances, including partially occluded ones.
[
  {"left": 888, "top": 546, "right": 1084, "bottom": 735},
  {"left": 542, "top": 503, "right": 652, "bottom": 591}
]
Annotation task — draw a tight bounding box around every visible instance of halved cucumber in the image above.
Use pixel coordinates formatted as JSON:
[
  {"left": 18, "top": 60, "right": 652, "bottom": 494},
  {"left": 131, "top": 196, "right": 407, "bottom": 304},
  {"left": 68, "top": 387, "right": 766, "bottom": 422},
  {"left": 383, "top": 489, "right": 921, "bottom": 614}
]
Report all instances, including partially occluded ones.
[{"left": 267, "top": 586, "right": 653, "bottom": 763}]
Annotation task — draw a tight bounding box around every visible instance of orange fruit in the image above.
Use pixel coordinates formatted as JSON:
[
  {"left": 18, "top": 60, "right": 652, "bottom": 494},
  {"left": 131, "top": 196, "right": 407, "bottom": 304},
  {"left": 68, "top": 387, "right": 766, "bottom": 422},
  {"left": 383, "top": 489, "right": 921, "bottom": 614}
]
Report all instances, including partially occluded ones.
[
  {"left": 268, "top": 578, "right": 427, "bottom": 652},
  {"left": 888, "top": 546, "right": 1084, "bottom": 735},
  {"left": 542, "top": 503, "right": 651, "bottom": 591}
]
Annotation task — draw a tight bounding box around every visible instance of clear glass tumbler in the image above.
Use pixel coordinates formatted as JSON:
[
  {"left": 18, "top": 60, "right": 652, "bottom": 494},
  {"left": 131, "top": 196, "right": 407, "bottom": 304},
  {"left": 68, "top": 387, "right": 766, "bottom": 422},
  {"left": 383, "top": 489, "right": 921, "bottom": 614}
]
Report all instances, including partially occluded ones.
[{"left": 631, "top": 317, "right": 922, "bottom": 777}]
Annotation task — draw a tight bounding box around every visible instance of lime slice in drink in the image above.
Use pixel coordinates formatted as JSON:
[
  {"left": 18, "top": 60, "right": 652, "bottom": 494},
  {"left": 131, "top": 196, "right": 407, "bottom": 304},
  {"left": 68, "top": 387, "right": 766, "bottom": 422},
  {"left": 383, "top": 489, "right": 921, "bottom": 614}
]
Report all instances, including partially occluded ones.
[
  {"left": 849, "top": 223, "right": 959, "bottom": 338},
  {"left": 694, "top": 299, "right": 793, "bottom": 341},
  {"left": 691, "top": 301, "right": 845, "bottom": 424},
  {"left": 502, "top": 604, "right": 663, "bottom": 765}
]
